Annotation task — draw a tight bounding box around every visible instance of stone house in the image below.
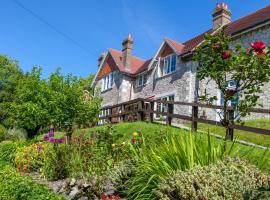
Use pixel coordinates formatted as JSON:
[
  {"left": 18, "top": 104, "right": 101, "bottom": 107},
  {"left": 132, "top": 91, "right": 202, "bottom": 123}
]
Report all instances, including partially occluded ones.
[{"left": 91, "top": 3, "right": 270, "bottom": 121}]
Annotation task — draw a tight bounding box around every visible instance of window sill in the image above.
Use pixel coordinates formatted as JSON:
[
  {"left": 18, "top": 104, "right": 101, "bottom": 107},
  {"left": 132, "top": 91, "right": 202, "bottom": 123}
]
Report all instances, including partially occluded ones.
[
  {"left": 156, "top": 70, "right": 177, "bottom": 80},
  {"left": 101, "top": 87, "right": 113, "bottom": 93},
  {"left": 135, "top": 83, "right": 147, "bottom": 88}
]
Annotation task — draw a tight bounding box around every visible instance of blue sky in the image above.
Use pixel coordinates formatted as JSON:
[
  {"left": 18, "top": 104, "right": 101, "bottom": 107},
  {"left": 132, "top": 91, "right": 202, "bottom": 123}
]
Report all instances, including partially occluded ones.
[{"left": 1, "top": 0, "right": 269, "bottom": 78}]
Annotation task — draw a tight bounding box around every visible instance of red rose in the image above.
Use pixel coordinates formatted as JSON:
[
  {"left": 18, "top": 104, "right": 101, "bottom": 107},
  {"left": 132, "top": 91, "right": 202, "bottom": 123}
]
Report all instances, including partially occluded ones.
[
  {"left": 222, "top": 51, "right": 232, "bottom": 59},
  {"left": 109, "top": 194, "right": 113, "bottom": 199},
  {"left": 102, "top": 194, "right": 108, "bottom": 200},
  {"left": 251, "top": 41, "right": 266, "bottom": 53}
]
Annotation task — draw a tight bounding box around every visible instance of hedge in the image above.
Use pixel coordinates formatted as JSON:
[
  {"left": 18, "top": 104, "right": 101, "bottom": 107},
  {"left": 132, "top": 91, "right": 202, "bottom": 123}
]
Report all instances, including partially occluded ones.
[{"left": 0, "top": 164, "right": 66, "bottom": 200}]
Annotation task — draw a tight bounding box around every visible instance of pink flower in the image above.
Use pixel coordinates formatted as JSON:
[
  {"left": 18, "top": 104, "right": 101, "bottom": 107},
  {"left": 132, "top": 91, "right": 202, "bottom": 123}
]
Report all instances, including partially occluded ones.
[
  {"left": 251, "top": 41, "right": 266, "bottom": 53},
  {"left": 222, "top": 51, "right": 232, "bottom": 59}
]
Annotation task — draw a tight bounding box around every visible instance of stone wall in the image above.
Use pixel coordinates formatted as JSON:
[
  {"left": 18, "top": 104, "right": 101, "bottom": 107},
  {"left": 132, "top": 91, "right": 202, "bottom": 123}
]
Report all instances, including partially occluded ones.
[
  {"left": 132, "top": 57, "right": 197, "bottom": 117},
  {"left": 97, "top": 71, "right": 122, "bottom": 107}
]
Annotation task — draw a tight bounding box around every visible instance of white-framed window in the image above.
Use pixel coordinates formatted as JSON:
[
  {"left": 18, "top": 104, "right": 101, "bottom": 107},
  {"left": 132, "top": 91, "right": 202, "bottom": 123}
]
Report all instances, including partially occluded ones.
[
  {"left": 218, "top": 80, "right": 239, "bottom": 119},
  {"left": 136, "top": 74, "right": 147, "bottom": 87},
  {"left": 156, "top": 94, "right": 175, "bottom": 118},
  {"left": 102, "top": 72, "right": 114, "bottom": 91},
  {"left": 157, "top": 54, "right": 177, "bottom": 77},
  {"left": 220, "top": 80, "right": 239, "bottom": 107}
]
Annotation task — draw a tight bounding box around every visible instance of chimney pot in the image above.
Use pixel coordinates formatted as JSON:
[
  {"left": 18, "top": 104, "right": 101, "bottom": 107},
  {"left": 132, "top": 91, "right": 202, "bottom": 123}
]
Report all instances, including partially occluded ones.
[{"left": 212, "top": 2, "right": 232, "bottom": 29}]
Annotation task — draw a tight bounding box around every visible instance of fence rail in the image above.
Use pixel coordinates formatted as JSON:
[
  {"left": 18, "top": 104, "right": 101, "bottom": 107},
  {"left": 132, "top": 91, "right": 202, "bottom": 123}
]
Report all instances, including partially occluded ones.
[{"left": 98, "top": 98, "right": 270, "bottom": 140}]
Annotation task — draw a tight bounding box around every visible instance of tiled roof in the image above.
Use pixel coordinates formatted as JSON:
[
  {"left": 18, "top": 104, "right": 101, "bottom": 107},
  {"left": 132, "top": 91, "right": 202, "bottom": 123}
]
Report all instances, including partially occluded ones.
[
  {"left": 104, "top": 5, "right": 270, "bottom": 76},
  {"left": 108, "top": 48, "right": 150, "bottom": 76},
  {"left": 181, "top": 5, "right": 270, "bottom": 55},
  {"left": 181, "top": 29, "right": 214, "bottom": 55},
  {"left": 165, "top": 38, "right": 185, "bottom": 54}
]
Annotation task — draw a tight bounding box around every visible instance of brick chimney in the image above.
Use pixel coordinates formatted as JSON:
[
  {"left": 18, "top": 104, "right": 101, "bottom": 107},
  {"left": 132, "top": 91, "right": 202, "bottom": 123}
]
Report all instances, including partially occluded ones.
[
  {"left": 212, "top": 3, "right": 232, "bottom": 29},
  {"left": 122, "top": 34, "right": 133, "bottom": 70},
  {"left": 98, "top": 52, "right": 106, "bottom": 67}
]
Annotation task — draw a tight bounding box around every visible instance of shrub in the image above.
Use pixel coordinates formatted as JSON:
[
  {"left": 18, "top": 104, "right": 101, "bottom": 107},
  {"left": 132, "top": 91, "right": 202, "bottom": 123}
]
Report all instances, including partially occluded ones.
[
  {"left": 4, "top": 127, "right": 28, "bottom": 141},
  {"left": 41, "top": 144, "right": 70, "bottom": 180},
  {"left": 15, "top": 142, "right": 45, "bottom": 172},
  {"left": 126, "top": 132, "right": 233, "bottom": 199},
  {"left": 0, "top": 164, "right": 66, "bottom": 200},
  {"left": 0, "top": 124, "right": 5, "bottom": 141},
  {"left": 0, "top": 141, "right": 18, "bottom": 164},
  {"left": 107, "top": 159, "right": 137, "bottom": 193},
  {"left": 155, "top": 158, "right": 270, "bottom": 200}
]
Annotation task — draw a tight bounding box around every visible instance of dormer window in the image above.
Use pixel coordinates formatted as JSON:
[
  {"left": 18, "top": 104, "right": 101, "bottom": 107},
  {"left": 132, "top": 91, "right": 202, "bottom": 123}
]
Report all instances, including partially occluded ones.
[
  {"left": 157, "top": 54, "right": 177, "bottom": 77},
  {"left": 102, "top": 72, "right": 114, "bottom": 91},
  {"left": 136, "top": 74, "right": 147, "bottom": 87},
  {"left": 164, "top": 54, "right": 176, "bottom": 74}
]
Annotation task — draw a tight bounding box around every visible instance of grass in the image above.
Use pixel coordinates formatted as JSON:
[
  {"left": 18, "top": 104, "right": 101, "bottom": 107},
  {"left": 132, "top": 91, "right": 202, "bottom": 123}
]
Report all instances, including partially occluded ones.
[
  {"left": 86, "top": 121, "right": 270, "bottom": 172},
  {"left": 83, "top": 121, "right": 186, "bottom": 143},
  {"left": 189, "top": 118, "right": 270, "bottom": 147}
]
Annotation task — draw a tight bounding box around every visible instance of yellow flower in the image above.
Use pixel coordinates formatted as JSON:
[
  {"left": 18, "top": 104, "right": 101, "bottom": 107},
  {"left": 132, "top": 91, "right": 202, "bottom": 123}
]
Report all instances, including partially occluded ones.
[
  {"left": 132, "top": 132, "right": 139, "bottom": 137},
  {"left": 122, "top": 142, "right": 126, "bottom": 146},
  {"left": 112, "top": 144, "right": 116, "bottom": 148}
]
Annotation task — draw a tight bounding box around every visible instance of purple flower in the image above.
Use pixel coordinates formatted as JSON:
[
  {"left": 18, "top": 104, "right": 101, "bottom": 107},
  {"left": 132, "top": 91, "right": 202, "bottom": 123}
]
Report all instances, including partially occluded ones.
[
  {"left": 49, "top": 138, "right": 55, "bottom": 143},
  {"left": 57, "top": 137, "right": 65, "bottom": 144},
  {"left": 43, "top": 134, "right": 49, "bottom": 141},
  {"left": 48, "top": 132, "right": 54, "bottom": 137}
]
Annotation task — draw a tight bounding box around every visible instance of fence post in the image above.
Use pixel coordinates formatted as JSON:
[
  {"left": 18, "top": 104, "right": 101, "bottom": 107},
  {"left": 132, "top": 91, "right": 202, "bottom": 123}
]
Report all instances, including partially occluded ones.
[
  {"left": 121, "top": 105, "right": 126, "bottom": 122},
  {"left": 137, "top": 100, "right": 144, "bottom": 121},
  {"left": 108, "top": 108, "right": 112, "bottom": 124},
  {"left": 191, "top": 105, "right": 198, "bottom": 132},
  {"left": 149, "top": 101, "right": 154, "bottom": 123},
  {"left": 166, "top": 102, "right": 173, "bottom": 126},
  {"left": 225, "top": 109, "right": 234, "bottom": 140}
]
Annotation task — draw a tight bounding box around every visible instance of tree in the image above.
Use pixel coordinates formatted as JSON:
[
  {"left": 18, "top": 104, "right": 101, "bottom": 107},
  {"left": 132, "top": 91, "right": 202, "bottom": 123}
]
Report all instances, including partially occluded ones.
[
  {"left": 194, "top": 29, "right": 270, "bottom": 140},
  {"left": 11, "top": 67, "right": 51, "bottom": 137},
  {"left": 47, "top": 70, "right": 101, "bottom": 142},
  {"left": 11, "top": 67, "right": 101, "bottom": 139},
  {"left": 0, "top": 55, "right": 23, "bottom": 126}
]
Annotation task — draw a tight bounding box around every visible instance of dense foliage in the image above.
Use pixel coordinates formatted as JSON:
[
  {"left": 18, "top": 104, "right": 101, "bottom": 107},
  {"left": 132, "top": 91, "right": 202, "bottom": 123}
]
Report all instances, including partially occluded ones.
[
  {"left": 194, "top": 29, "right": 270, "bottom": 139},
  {"left": 125, "top": 132, "right": 234, "bottom": 199},
  {"left": 0, "top": 55, "right": 23, "bottom": 127},
  {"left": 0, "top": 164, "right": 66, "bottom": 200},
  {"left": 0, "top": 54, "right": 101, "bottom": 138},
  {"left": 155, "top": 158, "right": 270, "bottom": 200}
]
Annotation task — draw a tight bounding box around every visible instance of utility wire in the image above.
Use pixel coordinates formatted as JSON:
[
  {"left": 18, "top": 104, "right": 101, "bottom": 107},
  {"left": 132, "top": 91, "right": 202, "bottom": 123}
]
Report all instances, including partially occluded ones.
[{"left": 13, "top": 0, "right": 97, "bottom": 58}]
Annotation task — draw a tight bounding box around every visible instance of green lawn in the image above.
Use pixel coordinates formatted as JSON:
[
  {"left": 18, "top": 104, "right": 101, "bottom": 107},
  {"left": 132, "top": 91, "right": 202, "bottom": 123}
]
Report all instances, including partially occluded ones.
[
  {"left": 83, "top": 121, "right": 186, "bottom": 143},
  {"left": 189, "top": 119, "right": 270, "bottom": 147}
]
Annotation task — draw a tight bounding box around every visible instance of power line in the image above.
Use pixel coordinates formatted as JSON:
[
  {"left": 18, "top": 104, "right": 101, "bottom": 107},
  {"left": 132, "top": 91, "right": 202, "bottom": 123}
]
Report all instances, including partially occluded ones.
[{"left": 13, "top": 0, "right": 97, "bottom": 58}]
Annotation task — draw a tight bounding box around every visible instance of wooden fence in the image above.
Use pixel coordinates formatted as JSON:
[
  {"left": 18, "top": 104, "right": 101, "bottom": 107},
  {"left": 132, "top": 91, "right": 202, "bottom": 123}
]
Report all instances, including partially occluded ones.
[{"left": 99, "top": 98, "right": 270, "bottom": 140}]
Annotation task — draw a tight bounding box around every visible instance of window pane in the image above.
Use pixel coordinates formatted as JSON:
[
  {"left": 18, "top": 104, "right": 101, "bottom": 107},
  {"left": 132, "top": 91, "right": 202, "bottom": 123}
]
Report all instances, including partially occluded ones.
[
  {"left": 110, "top": 73, "right": 114, "bottom": 87},
  {"left": 171, "top": 55, "right": 176, "bottom": 72},
  {"left": 105, "top": 76, "right": 108, "bottom": 89},
  {"left": 169, "top": 95, "right": 174, "bottom": 101},
  {"left": 143, "top": 74, "right": 147, "bottom": 84}
]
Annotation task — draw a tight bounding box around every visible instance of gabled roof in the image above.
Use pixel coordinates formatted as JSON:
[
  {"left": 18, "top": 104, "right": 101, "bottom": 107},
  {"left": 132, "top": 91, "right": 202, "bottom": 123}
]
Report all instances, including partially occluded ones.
[
  {"left": 108, "top": 48, "right": 149, "bottom": 76},
  {"left": 94, "top": 4, "right": 270, "bottom": 83},
  {"left": 164, "top": 38, "right": 185, "bottom": 54}
]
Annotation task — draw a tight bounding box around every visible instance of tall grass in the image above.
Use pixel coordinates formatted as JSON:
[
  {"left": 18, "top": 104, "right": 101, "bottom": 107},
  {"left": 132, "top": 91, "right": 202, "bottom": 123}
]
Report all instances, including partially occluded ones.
[{"left": 126, "top": 132, "right": 234, "bottom": 200}]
